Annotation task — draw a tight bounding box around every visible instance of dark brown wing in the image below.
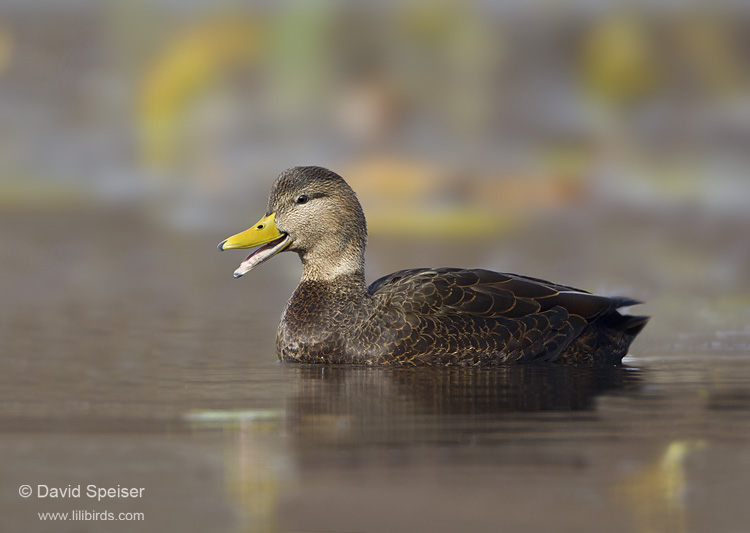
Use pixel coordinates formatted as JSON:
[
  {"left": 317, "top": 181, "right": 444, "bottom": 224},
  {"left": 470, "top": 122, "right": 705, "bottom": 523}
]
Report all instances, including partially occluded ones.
[
  {"left": 368, "top": 268, "right": 631, "bottom": 320},
  {"left": 367, "top": 268, "right": 638, "bottom": 363}
]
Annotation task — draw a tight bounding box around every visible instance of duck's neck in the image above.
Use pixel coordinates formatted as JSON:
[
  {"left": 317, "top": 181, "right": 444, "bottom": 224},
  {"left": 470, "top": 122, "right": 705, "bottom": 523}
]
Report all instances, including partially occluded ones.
[{"left": 299, "top": 246, "right": 366, "bottom": 284}]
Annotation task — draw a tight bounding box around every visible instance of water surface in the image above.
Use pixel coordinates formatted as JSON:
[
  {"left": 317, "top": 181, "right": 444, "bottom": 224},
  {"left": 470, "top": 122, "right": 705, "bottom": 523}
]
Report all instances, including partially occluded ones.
[{"left": 1, "top": 208, "right": 749, "bottom": 532}]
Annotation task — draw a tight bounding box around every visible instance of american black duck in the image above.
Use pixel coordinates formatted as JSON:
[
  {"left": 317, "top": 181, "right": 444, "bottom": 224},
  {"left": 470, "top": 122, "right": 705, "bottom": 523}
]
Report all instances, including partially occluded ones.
[{"left": 218, "top": 166, "right": 648, "bottom": 365}]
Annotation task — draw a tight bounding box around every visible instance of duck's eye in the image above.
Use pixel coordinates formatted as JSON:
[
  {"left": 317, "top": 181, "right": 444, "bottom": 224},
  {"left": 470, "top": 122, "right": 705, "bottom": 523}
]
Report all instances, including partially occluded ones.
[{"left": 295, "top": 195, "right": 309, "bottom": 205}]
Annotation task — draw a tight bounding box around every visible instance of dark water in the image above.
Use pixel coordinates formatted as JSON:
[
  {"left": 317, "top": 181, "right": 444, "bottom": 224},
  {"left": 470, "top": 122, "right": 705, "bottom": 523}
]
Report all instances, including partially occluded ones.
[{"left": 1, "top": 209, "right": 749, "bottom": 532}]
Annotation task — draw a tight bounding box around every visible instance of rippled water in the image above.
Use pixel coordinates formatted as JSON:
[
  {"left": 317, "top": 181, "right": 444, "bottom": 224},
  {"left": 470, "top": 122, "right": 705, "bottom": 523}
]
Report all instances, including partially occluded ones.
[{"left": 1, "top": 209, "right": 749, "bottom": 532}]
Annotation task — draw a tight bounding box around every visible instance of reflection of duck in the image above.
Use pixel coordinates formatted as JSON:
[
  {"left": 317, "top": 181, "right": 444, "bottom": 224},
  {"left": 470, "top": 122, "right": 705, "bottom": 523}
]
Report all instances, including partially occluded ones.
[
  {"left": 219, "top": 166, "right": 648, "bottom": 365},
  {"left": 287, "top": 365, "right": 640, "bottom": 415},
  {"left": 284, "top": 365, "right": 641, "bottom": 449}
]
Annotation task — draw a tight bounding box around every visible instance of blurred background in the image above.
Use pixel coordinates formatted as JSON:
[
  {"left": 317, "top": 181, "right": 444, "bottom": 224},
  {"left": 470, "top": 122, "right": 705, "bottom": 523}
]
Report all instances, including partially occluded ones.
[
  {"left": 1, "top": 2, "right": 750, "bottom": 532},
  {"left": 1, "top": 0, "right": 749, "bottom": 344}
]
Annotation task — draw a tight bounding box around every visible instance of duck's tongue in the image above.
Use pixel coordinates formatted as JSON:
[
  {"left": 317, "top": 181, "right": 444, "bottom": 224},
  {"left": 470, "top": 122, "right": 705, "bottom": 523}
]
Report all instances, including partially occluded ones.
[{"left": 234, "top": 235, "right": 291, "bottom": 278}]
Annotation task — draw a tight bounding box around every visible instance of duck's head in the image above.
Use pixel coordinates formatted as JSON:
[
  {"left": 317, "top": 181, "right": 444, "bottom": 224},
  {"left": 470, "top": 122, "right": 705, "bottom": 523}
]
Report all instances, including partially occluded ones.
[{"left": 218, "top": 166, "right": 367, "bottom": 280}]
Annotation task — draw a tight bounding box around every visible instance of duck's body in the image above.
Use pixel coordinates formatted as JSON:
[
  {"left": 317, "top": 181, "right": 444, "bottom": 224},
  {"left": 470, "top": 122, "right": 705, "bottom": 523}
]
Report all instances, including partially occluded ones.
[
  {"left": 220, "top": 166, "right": 648, "bottom": 366},
  {"left": 277, "top": 269, "right": 646, "bottom": 365}
]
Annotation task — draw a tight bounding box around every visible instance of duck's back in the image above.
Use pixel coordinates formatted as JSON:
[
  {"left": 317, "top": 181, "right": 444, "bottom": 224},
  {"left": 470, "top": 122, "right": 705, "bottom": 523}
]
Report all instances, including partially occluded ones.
[{"left": 363, "top": 268, "right": 648, "bottom": 365}]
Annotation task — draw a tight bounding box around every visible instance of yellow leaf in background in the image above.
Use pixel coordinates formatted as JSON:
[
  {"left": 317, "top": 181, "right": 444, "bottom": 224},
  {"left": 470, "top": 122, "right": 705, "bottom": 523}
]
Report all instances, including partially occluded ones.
[
  {"left": 138, "top": 18, "right": 261, "bottom": 170},
  {"left": 581, "top": 14, "right": 658, "bottom": 105}
]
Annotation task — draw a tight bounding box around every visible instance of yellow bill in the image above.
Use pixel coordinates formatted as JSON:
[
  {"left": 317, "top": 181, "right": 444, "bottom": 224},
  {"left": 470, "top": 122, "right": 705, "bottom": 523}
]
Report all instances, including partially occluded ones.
[{"left": 218, "top": 213, "right": 291, "bottom": 278}]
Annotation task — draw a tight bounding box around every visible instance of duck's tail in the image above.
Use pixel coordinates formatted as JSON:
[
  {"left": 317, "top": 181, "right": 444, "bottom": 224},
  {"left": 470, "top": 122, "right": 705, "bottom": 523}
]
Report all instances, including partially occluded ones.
[
  {"left": 615, "top": 314, "right": 650, "bottom": 338},
  {"left": 560, "top": 300, "right": 649, "bottom": 365}
]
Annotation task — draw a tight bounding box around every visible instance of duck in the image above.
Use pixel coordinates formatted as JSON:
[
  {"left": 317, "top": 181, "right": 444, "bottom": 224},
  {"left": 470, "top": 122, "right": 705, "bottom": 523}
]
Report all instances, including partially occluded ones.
[{"left": 218, "top": 166, "right": 648, "bottom": 366}]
